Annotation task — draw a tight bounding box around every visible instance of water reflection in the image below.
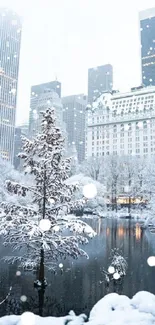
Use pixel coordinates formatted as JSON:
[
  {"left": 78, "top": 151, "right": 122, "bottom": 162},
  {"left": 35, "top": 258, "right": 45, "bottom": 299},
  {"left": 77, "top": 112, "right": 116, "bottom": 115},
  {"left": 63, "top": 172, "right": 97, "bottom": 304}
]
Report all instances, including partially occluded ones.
[{"left": 0, "top": 218, "right": 154, "bottom": 317}]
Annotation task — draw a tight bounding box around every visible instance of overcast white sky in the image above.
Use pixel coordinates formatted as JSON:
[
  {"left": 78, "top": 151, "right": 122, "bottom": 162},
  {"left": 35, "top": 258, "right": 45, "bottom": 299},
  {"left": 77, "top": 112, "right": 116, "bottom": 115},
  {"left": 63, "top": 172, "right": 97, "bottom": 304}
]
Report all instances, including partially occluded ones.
[{"left": 0, "top": 0, "right": 155, "bottom": 124}]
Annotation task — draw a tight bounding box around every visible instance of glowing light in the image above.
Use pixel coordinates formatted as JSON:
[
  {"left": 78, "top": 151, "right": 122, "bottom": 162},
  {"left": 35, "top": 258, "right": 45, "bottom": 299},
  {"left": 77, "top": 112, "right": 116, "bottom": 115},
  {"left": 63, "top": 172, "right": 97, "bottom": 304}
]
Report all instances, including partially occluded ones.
[
  {"left": 83, "top": 183, "right": 97, "bottom": 199},
  {"left": 20, "top": 295, "right": 27, "bottom": 302},
  {"left": 21, "top": 312, "right": 35, "bottom": 325},
  {"left": 113, "top": 272, "right": 120, "bottom": 280},
  {"left": 147, "top": 256, "right": 155, "bottom": 267},
  {"left": 59, "top": 263, "right": 63, "bottom": 268},
  {"left": 39, "top": 219, "right": 51, "bottom": 231},
  {"left": 108, "top": 266, "right": 115, "bottom": 274},
  {"left": 49, "top": 198, "right": 55, "bottom": 204},
  {"left": 16, "top": 271, "right": 21, "bottom": 276}
]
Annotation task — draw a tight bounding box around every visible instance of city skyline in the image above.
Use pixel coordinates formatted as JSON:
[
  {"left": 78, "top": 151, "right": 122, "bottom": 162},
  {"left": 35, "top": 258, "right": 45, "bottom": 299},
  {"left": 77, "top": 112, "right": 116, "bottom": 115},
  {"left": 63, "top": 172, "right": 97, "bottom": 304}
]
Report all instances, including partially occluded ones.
[
  {"left": 0, "top": 8, "right": 21, "bottom": 162},
  {"left": 0, "top": 0, "right": 155, "bottom": 125}
]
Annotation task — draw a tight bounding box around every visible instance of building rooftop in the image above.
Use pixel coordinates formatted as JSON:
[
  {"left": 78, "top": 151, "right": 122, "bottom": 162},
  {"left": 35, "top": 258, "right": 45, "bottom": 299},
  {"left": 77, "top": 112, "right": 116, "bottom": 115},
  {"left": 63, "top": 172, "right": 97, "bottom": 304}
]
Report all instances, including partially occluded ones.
[{"left": 139, "top": 7, "right": 155, "bottom": 20}]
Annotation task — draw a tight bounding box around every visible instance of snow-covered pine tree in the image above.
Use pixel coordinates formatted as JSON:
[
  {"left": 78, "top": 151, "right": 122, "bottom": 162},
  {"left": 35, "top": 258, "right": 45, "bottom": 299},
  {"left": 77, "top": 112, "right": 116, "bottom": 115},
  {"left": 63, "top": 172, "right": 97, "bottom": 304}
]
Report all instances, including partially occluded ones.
[{"left": 0, "top": 107, "right": 96, "bottom": 286}]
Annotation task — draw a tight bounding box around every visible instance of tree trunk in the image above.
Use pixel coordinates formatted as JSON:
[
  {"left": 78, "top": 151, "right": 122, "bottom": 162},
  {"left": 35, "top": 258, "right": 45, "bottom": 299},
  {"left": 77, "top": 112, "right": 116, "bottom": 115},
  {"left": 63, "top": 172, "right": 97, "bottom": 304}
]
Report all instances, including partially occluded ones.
[
  {"left": 38, "top": 286, "right": 45, "bottom": 316},
  {"left": 43, "top": 168, "right": 46, "bottom": 220},
  {"left": 39, "top": 248, "right": 45, "bottom": 283}
]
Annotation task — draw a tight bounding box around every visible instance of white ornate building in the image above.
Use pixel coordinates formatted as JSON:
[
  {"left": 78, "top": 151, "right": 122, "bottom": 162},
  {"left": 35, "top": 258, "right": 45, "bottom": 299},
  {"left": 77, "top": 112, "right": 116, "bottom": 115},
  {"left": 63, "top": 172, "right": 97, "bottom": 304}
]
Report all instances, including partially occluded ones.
[{"left": 85, "top": 86, "right": 155, "bottom": 158}]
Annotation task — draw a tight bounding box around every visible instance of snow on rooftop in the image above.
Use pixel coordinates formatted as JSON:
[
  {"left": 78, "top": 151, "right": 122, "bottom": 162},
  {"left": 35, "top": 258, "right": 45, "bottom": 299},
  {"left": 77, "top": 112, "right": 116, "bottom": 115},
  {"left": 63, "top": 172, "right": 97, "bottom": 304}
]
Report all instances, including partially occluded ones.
[
  {"left": 139, "top": 7, "right": 155, "bottom": 21},
  {"left": 1, "top": 291, "right": 155, "bottom": 324}
]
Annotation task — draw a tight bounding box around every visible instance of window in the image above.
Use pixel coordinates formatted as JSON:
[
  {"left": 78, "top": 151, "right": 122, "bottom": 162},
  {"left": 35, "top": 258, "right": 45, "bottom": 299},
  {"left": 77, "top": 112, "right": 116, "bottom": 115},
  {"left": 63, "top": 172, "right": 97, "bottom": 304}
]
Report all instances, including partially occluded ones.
[
  {"left": 120, "top": 144, "right": 124, "bottom": 149},
  {"left": 128, "top": 138, "right": 132, "bottom": 142},
  {"left": 136, "top": 149, "right": 140, "bottom": 153},
  {"left": 136, "top": 136, "right": 140, "bottom": 141},
  {"left": 113, "top": 145, "right": 117, "bottom": 150},
  {"left": 128, "top": 150, "right": 132, "bottom": 154},
  {"left": 136, "top": 143, "right": 140, "bottom": 148},
  {"left": 128, "top": 143, "right": 132, "bottom": 148},
  {"left": 143, "top": 148, "right": 148, "bottom": 153},
  {"left": 143, "top": 143, "right": 148, "bottom": 147},
  {"left": 143, "top": 136, "right": 148, "bottom": 141},
  {"left": 120, "top": 138, "right": 124, "bottom": 143},
  {"left": 113, "top": 124, "right": 117, "bottom": 132},
  {"left": 113, "top": 139, "right": 117, "bottom": 144}
]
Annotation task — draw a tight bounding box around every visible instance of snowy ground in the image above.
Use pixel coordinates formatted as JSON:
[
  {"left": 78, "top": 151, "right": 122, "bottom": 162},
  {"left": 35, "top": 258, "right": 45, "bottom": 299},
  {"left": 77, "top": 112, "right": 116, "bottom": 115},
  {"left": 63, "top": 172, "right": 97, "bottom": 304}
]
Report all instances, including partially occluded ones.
[{"left": 1, "top": 291, "right": 155, "bottom": 324}]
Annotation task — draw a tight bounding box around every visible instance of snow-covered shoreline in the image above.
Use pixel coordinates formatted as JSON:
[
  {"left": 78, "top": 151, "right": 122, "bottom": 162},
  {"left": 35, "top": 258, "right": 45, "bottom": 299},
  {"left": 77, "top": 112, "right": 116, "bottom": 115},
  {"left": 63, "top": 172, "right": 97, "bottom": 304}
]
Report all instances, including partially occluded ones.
[{"left": 1, "top": 291, "right": 155, "bottom": 325}]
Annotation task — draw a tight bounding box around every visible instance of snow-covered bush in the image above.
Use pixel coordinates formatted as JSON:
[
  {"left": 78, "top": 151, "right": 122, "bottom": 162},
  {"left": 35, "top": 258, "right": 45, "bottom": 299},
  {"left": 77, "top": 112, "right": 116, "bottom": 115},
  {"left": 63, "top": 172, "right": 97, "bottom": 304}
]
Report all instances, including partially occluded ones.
[{"left": 103, "top": 249, "right": 127, "bottom": 283}]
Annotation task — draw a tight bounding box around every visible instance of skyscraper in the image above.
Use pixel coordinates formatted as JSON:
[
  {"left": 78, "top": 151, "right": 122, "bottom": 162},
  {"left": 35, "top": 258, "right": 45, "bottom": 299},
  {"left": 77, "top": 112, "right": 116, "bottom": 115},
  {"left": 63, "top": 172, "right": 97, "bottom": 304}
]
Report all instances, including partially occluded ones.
[
  {"left": 0, "top": 8, "right": 22, "bottom": 163},
  {"left": 140, "top": 8, "right": 155, "bottom": 86},
  {"left": 88, "top": 64, "right": 113, "bottom": 104},
  {"left": 29, "top": 81, "right": 63, "bottom": 137},
  {"left": 62, "top": 94, "right": 87, "bottom": 163}
]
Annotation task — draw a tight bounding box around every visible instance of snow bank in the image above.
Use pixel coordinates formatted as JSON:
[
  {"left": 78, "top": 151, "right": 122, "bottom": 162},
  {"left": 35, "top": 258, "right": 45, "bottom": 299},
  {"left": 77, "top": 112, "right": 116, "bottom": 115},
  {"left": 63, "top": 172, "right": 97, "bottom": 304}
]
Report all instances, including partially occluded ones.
[
  {"left": 89, "top": 291, "right": 155, "bottom": 325},
  {"left": 1, "top": 291, "right": 155, "bottom": 324}
]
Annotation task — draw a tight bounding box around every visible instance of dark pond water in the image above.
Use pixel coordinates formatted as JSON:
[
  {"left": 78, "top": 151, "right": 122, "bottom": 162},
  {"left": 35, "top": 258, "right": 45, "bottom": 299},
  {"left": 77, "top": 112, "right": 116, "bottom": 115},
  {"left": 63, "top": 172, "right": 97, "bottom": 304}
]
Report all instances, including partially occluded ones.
[{"left": 0, "top": 218, "right": 155, "bottom": 317}]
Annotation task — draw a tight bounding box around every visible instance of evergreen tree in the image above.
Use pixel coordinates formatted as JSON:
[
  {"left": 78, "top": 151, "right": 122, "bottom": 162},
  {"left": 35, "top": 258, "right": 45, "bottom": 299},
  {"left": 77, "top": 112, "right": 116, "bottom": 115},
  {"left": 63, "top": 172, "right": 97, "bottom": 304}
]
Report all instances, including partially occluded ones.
[{"left": 0, "top": 108, "right": 95, "bottom": 286}]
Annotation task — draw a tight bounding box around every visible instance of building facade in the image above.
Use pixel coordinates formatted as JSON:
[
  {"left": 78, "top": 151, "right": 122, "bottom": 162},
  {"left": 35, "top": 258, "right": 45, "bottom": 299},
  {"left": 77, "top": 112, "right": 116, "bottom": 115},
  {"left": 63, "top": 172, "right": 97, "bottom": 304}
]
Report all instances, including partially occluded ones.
[
  {"left": 140, "top": 8, "right": 155, "bottom": 86},
  {"left": 13, "top": 123, "right": 29, "bottom": 169},
  {"left": 29, "top": 81, "right": 63, "bottom": 137},
  {"left": 88, "top": 64, "right": 113, "bottom": 104},
  {"left": 86, "top": 86, "right": 155, "bottom": 158},
  {"left": 0, "top": 8, "right": 22, "bottom": 162},
  {"left": 62, "top": 94, "right": 87, "bottom": 163}
]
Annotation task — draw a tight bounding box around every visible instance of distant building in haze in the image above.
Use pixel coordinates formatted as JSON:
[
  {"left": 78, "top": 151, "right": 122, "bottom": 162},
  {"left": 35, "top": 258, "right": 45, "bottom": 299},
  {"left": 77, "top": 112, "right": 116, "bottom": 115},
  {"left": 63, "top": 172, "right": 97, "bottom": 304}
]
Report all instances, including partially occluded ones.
[
  {"left": 0, "top": 8, "right": 22, "bottom": 163},
  {"left": 29, "top": 81, "right": 63, "bottom": 137},
  {"left": 88, "top": 64, "right": 113, "bottom": 104},
  {"left": 140, "top": 8, "right": 155, "bottom": 86},
  {"left": 62, "top": 94, "right": 87, "bottom": 163}
]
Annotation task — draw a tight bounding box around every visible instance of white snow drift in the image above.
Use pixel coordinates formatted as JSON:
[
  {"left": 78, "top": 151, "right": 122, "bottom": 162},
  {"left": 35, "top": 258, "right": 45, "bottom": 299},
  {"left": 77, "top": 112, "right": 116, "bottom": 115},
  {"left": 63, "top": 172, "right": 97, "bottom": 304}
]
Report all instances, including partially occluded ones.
[{"left": 1, "top": 291, "right": 155, "bottom": 325}]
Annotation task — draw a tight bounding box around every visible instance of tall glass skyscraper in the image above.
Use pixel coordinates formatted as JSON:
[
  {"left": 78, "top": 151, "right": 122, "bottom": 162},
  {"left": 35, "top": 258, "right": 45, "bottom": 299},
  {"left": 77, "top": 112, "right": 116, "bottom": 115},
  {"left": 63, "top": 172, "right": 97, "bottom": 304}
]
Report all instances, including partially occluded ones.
[
  {"left": 140, "top": 8, "right": 155, "bottom": 87},
  {"left": 0, "top": 8, "right": 22, "bottom": 163}
]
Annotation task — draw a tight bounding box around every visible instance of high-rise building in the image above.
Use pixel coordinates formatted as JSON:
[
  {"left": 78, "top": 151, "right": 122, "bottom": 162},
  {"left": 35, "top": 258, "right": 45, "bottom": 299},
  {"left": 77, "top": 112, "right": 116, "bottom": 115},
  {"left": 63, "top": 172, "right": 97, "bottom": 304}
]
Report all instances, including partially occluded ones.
[
  {"left": 62, "top": 94, "right": 87, "bottom": 163},
  {"left": 13, "top": 123, "right": 29, "bottom": 170},
  {"left": 0, "top": 8, "right": 22, "bottom": 163},
  {"left": 29, "top": 81, "right": 63, "bottom": 137},
  {"left": 88, "top": 64, "right": 113, "bottom": 104},
  {"left": 86, "top": 86, "right": 155, "bottom": 158},
  {"left": 140, "top": 8, "right": 155, "bottom": 86}
]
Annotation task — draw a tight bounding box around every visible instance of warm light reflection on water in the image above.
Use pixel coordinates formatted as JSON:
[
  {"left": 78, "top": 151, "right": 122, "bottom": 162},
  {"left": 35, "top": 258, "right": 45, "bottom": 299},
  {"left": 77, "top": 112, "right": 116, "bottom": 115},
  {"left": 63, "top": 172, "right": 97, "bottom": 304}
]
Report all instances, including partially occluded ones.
[{"left": 135, "top": 223, "right": 141, "bottom": 241}]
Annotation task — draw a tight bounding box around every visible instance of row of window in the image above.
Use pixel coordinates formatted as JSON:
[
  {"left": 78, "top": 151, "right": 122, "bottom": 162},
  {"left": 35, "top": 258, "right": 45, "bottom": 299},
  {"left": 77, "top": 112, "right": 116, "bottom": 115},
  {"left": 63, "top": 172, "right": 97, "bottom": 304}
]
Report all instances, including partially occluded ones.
[{"left": 91, "top": 147, "right": 155, "bottom": 157}]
